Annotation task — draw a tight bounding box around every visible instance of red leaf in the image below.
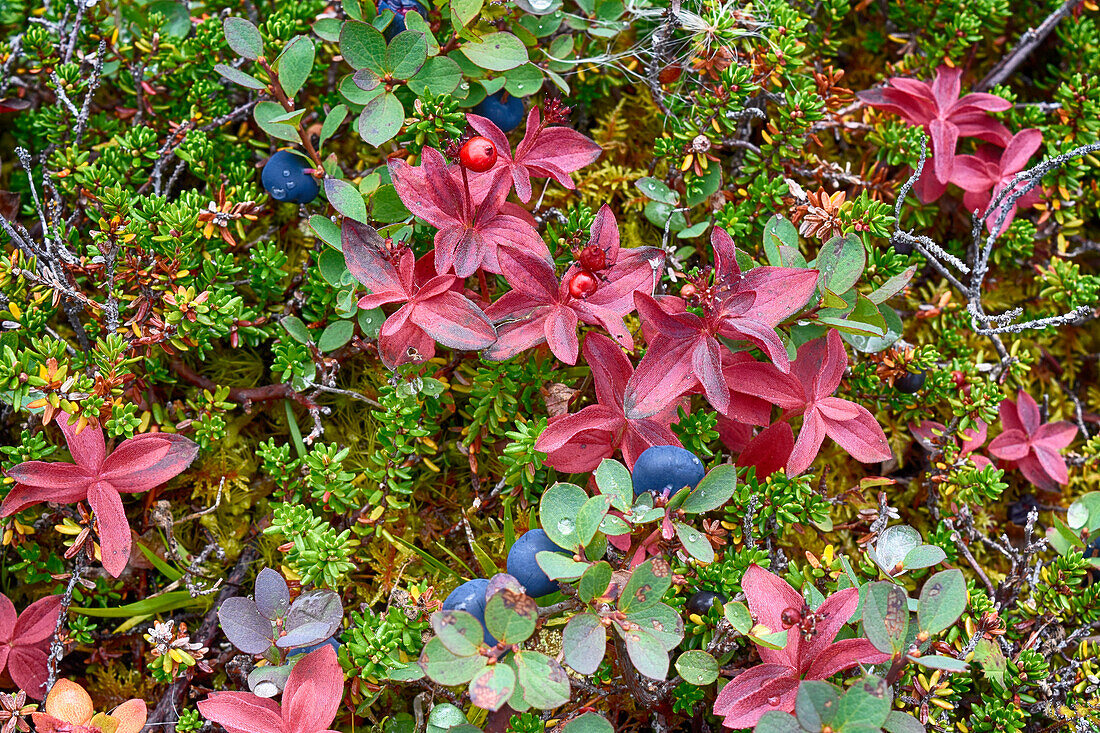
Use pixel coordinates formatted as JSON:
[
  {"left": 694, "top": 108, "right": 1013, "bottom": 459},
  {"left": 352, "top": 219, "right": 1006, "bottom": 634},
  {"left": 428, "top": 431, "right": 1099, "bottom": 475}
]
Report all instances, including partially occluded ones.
[
  {"left": 198, "top": 692, "right": 285, "bottom": 733},
  {"left": 87, "top": 482, "right": 131, "bottom": 578},
  {"left": 282, "top": 646, "right": 344, "bottom": 733}
]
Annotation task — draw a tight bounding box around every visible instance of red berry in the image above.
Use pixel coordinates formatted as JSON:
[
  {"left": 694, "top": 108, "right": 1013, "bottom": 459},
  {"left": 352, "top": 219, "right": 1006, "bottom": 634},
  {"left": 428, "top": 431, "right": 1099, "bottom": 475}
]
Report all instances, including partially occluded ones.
[
  {"left": 568, "top": 270, "right": 599, "bottom": 299},
  {"left": 680, "top": 282, "right": 697, "bottom": 298},
  {"left": 578, "top": 244, "right": 606, "bottom": 271},
  {"left": 780, "top": 607, "right": 802, "bottom": 628},
  {"left": 459, "top": 136, "right": 498, "bottom": 172}
]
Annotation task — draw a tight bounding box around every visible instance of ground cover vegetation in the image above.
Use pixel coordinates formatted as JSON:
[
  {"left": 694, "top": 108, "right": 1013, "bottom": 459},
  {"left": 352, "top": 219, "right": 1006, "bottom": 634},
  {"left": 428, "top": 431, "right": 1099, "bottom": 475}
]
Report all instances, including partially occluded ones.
[{"left": 1, "top": 0, "right": 1100, "bottom": 731}]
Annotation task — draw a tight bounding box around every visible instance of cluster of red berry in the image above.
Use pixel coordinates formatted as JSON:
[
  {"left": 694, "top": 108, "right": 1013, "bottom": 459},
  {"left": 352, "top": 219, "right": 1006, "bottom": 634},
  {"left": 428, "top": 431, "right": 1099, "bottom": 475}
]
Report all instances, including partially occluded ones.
[{"left": 458, "top": 134, "right": 603, "bottom": 300}]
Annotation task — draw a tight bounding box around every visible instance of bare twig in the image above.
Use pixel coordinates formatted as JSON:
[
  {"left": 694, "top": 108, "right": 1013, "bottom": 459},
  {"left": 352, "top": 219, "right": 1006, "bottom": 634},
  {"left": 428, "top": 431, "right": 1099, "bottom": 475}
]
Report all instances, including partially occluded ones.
[{"left": 976, "top": 0, "right": 1080, "bottom": 92}]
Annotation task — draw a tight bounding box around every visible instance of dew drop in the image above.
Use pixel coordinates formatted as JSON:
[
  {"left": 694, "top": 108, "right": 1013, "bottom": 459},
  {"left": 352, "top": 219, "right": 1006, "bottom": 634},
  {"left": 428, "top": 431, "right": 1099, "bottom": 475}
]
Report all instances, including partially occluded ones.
[
  {"left": 286, "top": 180, "right": 296, "bottom": 190},
  {"left": 516, "top": 83, "right": 524, "bottom": 89},
  {"left": 272, "top": 188, "right": 286, "bottom": 199},
  {"left": 282, "top": 169, "right": 291, "bottom": 178},
  {"left": 767, "top": 696, "right": 780, "bottom": 706},
  {"left": 557, "top": 518, "right": 575, "bottom": 536},
  {"left": 685, "top": 534, "right": 697, "bottom": 542}
]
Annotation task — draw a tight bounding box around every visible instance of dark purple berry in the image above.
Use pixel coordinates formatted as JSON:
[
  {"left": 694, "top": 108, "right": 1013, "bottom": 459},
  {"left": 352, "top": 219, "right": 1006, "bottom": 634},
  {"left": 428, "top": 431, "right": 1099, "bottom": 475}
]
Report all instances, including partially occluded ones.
[
  {"left": 442, "top": 578, "right": 497, "bottom": 645},
  {"left": 895, "top": 369, "right": 926, "bottom": 394},
  {"left": 684, "top": 591, "right": 726, "bottom": 616}
]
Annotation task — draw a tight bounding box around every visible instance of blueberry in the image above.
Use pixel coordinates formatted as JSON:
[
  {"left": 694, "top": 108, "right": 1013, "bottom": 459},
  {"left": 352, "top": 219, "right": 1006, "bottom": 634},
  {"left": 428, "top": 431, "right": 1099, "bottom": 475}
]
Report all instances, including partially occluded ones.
[
  {"left": 472, "top": 91, "right": 525, "bottom": 133},
  {"left": 295, "top": 636, "right": 341, "bottom": 656},
  {"left": 442, "top": 578, "right": 497, "bottom": 645},
  {"left": 507, "top": 529, "right": 569, "bottom": 598},
  {"left": 684, "top": 590, "right": 727, "bottom": 616},
  {"left": 632, "top": 445, "right": 705, "bottom": 497},
  {"left": 378, "top": 0, "right": 427, "bottom": 38},
  {"left": 261, "top": 150, "right": 318, "bottom": 204},
  {"left": 894, "top": 369, "right": 926, "bottom": 394}
]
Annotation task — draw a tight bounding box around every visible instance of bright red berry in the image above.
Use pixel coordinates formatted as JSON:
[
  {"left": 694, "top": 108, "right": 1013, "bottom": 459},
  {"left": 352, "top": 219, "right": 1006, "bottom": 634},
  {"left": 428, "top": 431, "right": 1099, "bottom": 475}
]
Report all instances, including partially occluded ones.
[
  {"left": 459, "top": 136, "right": 498, "bottom": 172},
  {"left": 680, "top": 282, "right": 697, "bottom": 298},
  {"left": 568, "top": 270, "right": 599, "bottom": 299},
  {"left": 578, "top": 244, "right": 606, "bottom": 272},
  {"left": 780, "top": 607, "right": 802, "bottom": 628}
]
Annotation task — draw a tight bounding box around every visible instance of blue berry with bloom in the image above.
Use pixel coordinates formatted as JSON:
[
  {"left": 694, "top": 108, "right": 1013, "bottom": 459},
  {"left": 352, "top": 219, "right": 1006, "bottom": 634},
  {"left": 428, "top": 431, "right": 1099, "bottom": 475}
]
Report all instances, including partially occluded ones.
[
  {"left": 473, "top": 90, "right": 525, "bottom": 133},
  {"left": 441, "top": 578, "right": 497, "bottom": 645},
  {"left": 378, "top": 0, "right": 427, "bottom": 38},
  {"left": 632, "top": 445, "right": 705, "bottom": 497},
  {"left": 507, "top": 529, "right": 569, "bottom": 598},
  {"left": 261, "top": 150, "right": 318, "bottom": 204}
]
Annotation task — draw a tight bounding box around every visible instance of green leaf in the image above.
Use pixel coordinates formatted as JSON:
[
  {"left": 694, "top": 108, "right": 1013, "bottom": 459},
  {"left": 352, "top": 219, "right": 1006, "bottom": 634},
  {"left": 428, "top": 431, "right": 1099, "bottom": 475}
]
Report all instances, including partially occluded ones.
[
  {"left": 224, "top": 17, "right": 263, "bottom": 59},
  {"left": 973, "top": 637, "right": 1007, "bottom": 689},
  {"left": 618, "top": 557, "right": 672, "bottom": 613},
  {"left": 673, "top": 521, "right": 714, "bottom": 563},
  {"left": 513, "top": 650, "right": 571, "bottom": 709},
  {"left": 460, "top": 32, "right": 530, "bottom": 71},
  {"left": 675, "top": 650, "right": 718, "bottom": 685},
  {"left": 276, "top": 36, "right": 315, "bottom": 98},
  {"left": 883, "top": 711, "right": 926, "bottom": 733},
  {"left": 869, "top": 524, "right": 921, "bottom": 574},
  {"left": 385, "top": 30, "right": 427, "bottom": 79},
  {"left": 431, "top": 610, "right": 484, "bottom": 656},
  {"left": 1068, "top": 492, "right": 1100, "bottom": 532},
  {"left": 576, "top": 494, "right": 611, "bottom": 547},
  {"left": 313, "top": 17, "right": 343, "bottom": 42},
  {"left": 450, "top": 0, "right": 483, "bottom": 28},
  {"left": 317, "top": 320, "right": 354, "bottom": 352},
  {"left": 72, "top": 590, "right": 203, "bottom": 617},
  {"left": 407, "top": 56, "right": 463, "bottom": 95},
  {"left": 214, "top": 63, "right": 266, "bottom": 89},
  {"left": 763, "top": 214, "right": 799, "bottom": 266},
  {"left": 754, "top": 712, "right": 803, "bottom": 733},
  {"left": 254, "top": 101, "right": 301, "bottom": 142},
  {"left": 419, "top": 637, "right": 486, "bottom": 685},
  {"left": 625, "top": 602, "right": 682, "bottom": 651},
  {"left": 357, "top": 307, "right": 384, "bottom": 339},
  {"left": 578, "top": 561, "right": 612, "bottom": 602},
  {"left": 862, "top": 581, "right": 909, "bottom": 655},
  {"left": 917, "top": 569, "right": 967, "bottom": 635},
  {"left": 622, "top": 626, "right": 668, "bottom": 680},
  {"left": 563, "top": 713, "right": 614, "bottom": 733},
  {"left": 340, "top": 19, "right": 386, "bottom": 72},
  {"left": 910, "top": 654, "right": 968, "bottom": 672},
  {"left": 681, "top": 464, "right": 736, "bottom": 514},
  {"left": 816, "top": 234, "right": 866, "bottom": 294},
  {"left": 835, "top": 675, "right": 890, "bottom": 730},
  {"left": 795, "top": 680, "right": 841, "bottom": 730},
  {"left": 468, "top": 664, "right": 514, "bottom": 712},
  {"left": 357, "top": 92, "right": 405, "bottom": 146},
  {"left": 902, "top": 544, "right": 946, "bottom": 570},
  {"left": 324, "top": 178, "right": 368, "bottom": 223},
  {"left": 539, "top": 482, "right": 588, "bottom": 551},
  {"left": 535, "top": 550, "right": 585, "bottom": 582},
  {"left": 644, "top": 200, "right": 687, "bottom": 232},
  {"left": 320, "top": 246, "right": 353, "bottom": 283},
  {"left": 868, "top": 265, "right": 917, "bottom": 305},
  {"left": 562, "top": 613, "right": 605, "bottom": 674},
  {"left": 724, "top": 600, "right": 752, "bottom": 634},
  {"left": 503, "top": 63, "right": 544, "bottom": 97},
  {"left": 404, "top": 11, "right": 439, "bottom": 54},
  {"left": 594, "top": 458, "right": 632, "bottom": 512},
  {"left": 484, "top": 588, "right": 538, "bottom": 644},
  {"left": 133, "top": 541, "right": 184, "bottom": 581},
  {"left": 281, "top": 315, "right": 311, "bottom": 344},
  {"left": 842, "top": 302, "right": 902, "bottom": 354},
  {"left": 635, "top": 176, "right": 679, "bottom": 205},
  {"left": 318, "top": 104, "right": 348, "bottom": 149},
  {"left": 370, "top": 184, "right": 412, "bottom": 222}
]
